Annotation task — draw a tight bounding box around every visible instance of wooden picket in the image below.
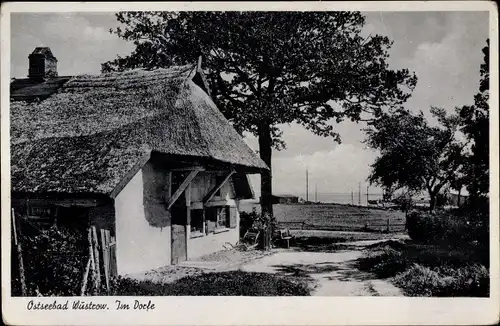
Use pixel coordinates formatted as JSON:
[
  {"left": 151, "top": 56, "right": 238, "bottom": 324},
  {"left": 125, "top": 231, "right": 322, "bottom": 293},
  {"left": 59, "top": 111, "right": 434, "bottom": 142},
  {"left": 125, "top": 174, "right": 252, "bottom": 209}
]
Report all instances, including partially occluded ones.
[
  {"left": 11, "top": 208, "right": 27, "bottom": 296},
  {"left": 100, "top": 229, "right": 110, "bottom": 292},
  {"left": 81, "top": 227, "right": 116, "bottom": 295},
  {"left": 108, "top": 234, "right": 117, "bottom": 277},
  {"left": 91, "top": 226, "right": 101, "bottom": 290},
  {"left": 80, "top": 256, "right": 91, "bottom": 295}
]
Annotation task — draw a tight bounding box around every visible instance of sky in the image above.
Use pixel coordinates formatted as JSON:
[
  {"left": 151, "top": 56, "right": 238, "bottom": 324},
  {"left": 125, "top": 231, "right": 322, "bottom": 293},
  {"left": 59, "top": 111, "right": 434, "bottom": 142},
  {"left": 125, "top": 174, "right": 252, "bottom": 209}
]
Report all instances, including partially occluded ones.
[{"left": 10, "top": 11, "right": 489, "bottom": 198}]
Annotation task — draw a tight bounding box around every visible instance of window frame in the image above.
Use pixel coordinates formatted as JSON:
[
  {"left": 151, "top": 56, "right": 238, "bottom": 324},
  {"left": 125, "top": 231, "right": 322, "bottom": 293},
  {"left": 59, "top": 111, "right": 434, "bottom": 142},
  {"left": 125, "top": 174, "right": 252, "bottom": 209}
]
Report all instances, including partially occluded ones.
[{"left": 190, "top": 208, "right": 205, "bottom": 238}]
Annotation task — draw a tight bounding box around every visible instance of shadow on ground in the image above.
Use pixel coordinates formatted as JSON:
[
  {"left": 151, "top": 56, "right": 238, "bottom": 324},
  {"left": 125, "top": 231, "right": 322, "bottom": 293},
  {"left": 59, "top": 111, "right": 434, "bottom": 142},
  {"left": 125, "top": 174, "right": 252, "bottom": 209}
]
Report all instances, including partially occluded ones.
[{"left": 270, "top": 258, "right": 376, "bottom": 283}]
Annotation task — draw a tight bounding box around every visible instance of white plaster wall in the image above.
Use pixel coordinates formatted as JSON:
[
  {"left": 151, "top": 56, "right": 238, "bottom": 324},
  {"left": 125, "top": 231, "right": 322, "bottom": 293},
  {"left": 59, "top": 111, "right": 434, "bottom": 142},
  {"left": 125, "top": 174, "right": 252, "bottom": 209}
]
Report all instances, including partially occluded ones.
[
  {"left": 187, "top": 207, "right": 240, "bottom": 260},
  {"left": 115, "top": 169, "right": 171, "bottom": 275}
]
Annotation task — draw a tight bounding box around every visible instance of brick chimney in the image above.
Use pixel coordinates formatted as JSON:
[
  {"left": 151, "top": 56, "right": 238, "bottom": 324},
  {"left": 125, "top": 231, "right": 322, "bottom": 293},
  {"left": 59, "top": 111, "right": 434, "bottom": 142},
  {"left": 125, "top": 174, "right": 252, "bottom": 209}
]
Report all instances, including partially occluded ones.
[{"left": 28, "top": 47, "right": 58, "bottom": 80}]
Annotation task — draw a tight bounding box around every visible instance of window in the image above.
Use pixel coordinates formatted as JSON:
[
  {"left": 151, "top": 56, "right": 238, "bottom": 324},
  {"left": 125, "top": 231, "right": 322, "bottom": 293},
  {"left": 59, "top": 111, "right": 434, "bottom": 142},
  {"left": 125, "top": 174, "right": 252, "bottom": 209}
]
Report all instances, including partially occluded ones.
[
  {"left": 216, "top": 207, "right": 229, "bottom": 229},
  {"left": 205, "top": 206, "right": 229, "bottom": 231},
  {"left": 26, "top": 205, "right": 57, "bottom": 228},
  {"left": 190, "top": 209, "right": 204, "bottom": 236}
]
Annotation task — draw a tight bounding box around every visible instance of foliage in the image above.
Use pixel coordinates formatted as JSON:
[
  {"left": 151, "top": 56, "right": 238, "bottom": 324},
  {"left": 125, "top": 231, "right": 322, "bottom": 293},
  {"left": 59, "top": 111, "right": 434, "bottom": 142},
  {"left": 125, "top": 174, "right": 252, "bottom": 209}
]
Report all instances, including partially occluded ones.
[
  {"left": 103, "top": 11, "right": 417, "bottom": 215},
  {"left": 11, "top": 223, "right": 88, "bottom": 296},
  {"left": 240, "top": 209, "right": 274, "bottom": 236},
  {"left": 365, "top": 107, "right": 464, "bottom": 211},
  {"left": 393, "top": 263, "right": 489, "bottom": 297},
  {"left": 365, "top": 39, "right": 489, "bottom": 213},
  {"left": 110, "top": 271, "right": 310, "bottom": 296},
  {"left": 357, "top": 247, "right": 409, "bottom": 278},
  {"left": 406, "top": 210, "right": 488, "bottom": 246},
  {"left": 457, "top": 40, "right": 490, "bottom": 204},
  {"left": 358, "top": 240, "right": 489, "bottom": 297},
  {"left": 392, "top": 189, "right": 417, "bottom": 213}
]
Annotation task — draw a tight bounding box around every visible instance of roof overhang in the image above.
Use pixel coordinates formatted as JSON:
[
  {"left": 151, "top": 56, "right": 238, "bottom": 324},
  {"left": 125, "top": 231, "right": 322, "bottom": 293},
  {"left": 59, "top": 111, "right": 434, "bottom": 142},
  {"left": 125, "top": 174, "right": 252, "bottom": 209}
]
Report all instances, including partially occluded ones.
[{"left": 150, "top": 151, "right": 268, "bottom": 174}]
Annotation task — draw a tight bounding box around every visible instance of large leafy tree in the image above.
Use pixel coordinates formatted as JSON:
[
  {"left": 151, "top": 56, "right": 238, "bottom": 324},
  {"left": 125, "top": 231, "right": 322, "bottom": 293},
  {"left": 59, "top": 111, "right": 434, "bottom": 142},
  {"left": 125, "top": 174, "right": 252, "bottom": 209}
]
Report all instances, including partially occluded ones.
[
  {"left": 365, "top": 107, "right": 464, "bottom": 211},
  {"left": 103, "top": 11, "right": 417, "bottom": 216},
  {"left": 458, "top": 40, "right": 490, "bottom": 206}
]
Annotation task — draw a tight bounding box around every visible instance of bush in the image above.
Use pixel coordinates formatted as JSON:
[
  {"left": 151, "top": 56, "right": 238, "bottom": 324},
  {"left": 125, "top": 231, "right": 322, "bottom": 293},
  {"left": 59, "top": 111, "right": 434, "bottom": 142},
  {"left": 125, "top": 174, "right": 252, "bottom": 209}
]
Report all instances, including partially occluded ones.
[
  {"left": 12, "top": 224, "right": 88, "bottom": 296},
  {"left": 240, "top": 210, "right": 274, "bottom": 237},
  {"left": 393, "top": 263, "right": 489, "bottom": 297},
  {"left": 406, "top": 211, "right": 446, "bottom": 242},
  {"left": 110, "top": 271, "right": 310, "bottom": 296},
  {"left": 406, "top": 210, "right": 488, "bottom": 246},
  {"left": 357, "top": 248, "right": 409, "bottom": 278}
]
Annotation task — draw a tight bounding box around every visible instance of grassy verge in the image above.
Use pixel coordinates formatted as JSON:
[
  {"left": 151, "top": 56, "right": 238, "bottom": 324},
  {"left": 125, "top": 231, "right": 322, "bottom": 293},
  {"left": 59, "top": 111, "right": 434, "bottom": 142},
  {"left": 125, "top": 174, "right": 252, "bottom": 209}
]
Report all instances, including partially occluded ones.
[
  {"left": 111, "top": 271, "right": 311, "bottom": 296},
  {"left": 357, "top": 241, "right": 489, "bottom": 297}
]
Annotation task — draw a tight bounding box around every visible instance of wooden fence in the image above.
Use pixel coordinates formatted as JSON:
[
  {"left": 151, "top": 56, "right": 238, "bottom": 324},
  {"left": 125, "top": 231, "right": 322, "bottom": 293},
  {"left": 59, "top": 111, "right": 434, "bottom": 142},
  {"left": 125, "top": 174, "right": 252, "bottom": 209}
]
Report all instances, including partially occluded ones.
[
  {"left": 81, "top": 226, "right": 117, "bottom": 295},
  {"left": 11, "top": 208, "right": 116, "bottom": 296},
  {"left": 277, "top": 219, "right": 406, "bottom": 233}
]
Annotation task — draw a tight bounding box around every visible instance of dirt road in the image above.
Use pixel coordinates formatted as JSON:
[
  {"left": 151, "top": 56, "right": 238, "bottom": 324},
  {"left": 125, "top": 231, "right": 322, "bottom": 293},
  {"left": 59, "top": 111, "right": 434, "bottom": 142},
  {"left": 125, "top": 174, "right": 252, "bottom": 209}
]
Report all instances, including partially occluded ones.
[{"left": 239, "top": 240, "right": 403, "bottom": 296}]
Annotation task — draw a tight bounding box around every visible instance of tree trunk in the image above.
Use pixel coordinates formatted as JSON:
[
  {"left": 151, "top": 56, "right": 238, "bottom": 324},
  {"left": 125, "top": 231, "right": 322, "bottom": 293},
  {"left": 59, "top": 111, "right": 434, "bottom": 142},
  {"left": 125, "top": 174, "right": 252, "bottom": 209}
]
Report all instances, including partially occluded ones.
[
  {"left": 457, "top": 189, "right": 462, "bottom": 207},
  {"left": 258, "top": 121, "right": 273, "bottom": 218},
  {"left": 429, "top": 192, "right": 437, "bottom": 212}
]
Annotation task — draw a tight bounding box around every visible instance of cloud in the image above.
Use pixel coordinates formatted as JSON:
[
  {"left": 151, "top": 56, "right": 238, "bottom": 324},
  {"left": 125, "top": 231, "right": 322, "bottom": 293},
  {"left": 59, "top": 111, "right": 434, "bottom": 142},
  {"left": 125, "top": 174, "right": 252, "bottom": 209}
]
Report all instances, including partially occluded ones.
[
  {"left": 395, "top": 12, "right": 487, "bottom": 120},
  {"left": 11, "top": 13, "right": 133, "bottom": 77},
  {"left": 248, "top": 144, "right": 379, "bottom": 198}
]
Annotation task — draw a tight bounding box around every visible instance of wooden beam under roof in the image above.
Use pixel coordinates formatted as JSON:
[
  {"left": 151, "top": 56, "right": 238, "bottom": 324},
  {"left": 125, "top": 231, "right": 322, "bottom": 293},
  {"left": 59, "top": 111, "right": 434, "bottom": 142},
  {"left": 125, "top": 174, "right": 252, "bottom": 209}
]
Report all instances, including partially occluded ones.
[
  {"left": 166, "top": 170, "right": 199, "bottom": 210},
  {"left": 203, "top": 170, "right": 235, "bottom": 205}
]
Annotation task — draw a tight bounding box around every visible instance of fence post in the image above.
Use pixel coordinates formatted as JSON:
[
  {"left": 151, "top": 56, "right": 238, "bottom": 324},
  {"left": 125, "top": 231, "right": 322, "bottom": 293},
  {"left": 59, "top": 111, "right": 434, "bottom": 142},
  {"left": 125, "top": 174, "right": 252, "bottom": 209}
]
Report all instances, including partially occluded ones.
[
  {"left": 12, "top": 208, "right": 27, "bottom": 296},
  {"left": 80, "top": 257, "right": 91, "bottom": 296},
  {"left": 87, "top": 228, "right": 98, "bottom": 294},
  {"left": 100, "top": 229, "right": 110, "bottom": 293},
  {"left": 386, "top": 219, "right": 390, "bottom": 232},
  {"left": 91, "top": 226, "right": 101, "bottom": 292}
]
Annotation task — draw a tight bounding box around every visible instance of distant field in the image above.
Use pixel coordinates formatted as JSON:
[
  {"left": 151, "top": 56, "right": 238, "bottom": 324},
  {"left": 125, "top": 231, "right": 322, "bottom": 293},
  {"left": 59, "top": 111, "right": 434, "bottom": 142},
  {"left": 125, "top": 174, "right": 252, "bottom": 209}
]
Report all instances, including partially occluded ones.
[{"left": 273, "top": 203, "right": 406, "bottom": 232}]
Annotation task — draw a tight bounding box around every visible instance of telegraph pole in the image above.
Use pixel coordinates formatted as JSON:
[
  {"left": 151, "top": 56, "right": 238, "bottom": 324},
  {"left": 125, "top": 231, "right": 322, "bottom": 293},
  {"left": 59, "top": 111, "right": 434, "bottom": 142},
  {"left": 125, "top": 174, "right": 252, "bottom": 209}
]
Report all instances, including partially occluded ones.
[
  {"left": 315, "top": 184, "right": 317, "bottom": 203},
  {"left": 306, "top": 169, "right": 309, "bottom": 202},
  {"left": 358, "top": 182, "right": 361, "bottom": 206},
  {"left": 351, "top": 190, "right": 354, "bottom": 205}
]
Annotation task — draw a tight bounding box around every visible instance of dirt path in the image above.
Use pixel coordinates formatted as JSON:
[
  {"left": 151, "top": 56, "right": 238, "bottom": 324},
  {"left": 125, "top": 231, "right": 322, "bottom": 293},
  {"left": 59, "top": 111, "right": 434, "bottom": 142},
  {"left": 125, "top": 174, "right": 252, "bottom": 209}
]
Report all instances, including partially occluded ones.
[
  {"left": 129, "top": 238, "right": 404, "bottom": 296},
  {"left": 239, "top": 240, "right": 403, "bottom": 296}
]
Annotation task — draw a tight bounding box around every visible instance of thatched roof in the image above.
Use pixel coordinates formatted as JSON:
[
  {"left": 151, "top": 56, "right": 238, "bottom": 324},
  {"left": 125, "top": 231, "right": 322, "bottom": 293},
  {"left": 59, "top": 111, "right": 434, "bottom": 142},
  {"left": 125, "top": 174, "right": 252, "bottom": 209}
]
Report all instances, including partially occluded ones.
[
  {"left": 11, "top": 77, "right": 71, "bottom": 102},
  {"left": 11, "top": 64, "right": 268, "bottom": 196}
]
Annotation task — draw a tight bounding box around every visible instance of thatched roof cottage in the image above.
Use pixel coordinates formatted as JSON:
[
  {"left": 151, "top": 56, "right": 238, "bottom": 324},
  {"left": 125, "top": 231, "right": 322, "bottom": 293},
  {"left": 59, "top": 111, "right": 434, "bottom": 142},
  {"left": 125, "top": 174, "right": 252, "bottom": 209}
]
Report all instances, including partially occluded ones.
[{"left": 11, "top": 47, "right": 268, "bottom": 277}]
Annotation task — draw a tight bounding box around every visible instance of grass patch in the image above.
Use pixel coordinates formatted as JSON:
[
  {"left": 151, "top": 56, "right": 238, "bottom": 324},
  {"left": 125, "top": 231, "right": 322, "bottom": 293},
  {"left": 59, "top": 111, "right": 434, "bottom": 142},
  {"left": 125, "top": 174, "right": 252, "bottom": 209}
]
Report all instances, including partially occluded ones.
[
  {"left": 357, "top": 248, "right": 409, "bottom": 278},
  {"left": 393, "top": 264, "right": 489, "bottom": 297},
  {"left": 274, "top": 203, "right": 406, "bottom": 232},
  {"left": 111, "top": 271, "right": 311, "bottom": 296},
  {"left": 357, "top": 241, "right": 489, "bottom": 297}
]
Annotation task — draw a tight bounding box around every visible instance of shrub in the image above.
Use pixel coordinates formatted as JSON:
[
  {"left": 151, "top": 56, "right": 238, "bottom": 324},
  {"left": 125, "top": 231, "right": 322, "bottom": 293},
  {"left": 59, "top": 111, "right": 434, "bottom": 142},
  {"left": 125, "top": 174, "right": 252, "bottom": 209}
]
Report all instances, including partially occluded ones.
[
  {"left": 12, "top": 224, "right": 88, "bottom": 296},
  {"left": 357, "top": 248, "right": 409, "bottom": 278},
  {"left": 393, "top": 263, "right": 489, "bottom": 297},
  {"left": 240, "top": 210, "right": 274, "bottom": 236},
  {"left": 239, "top": 210, "right": 258, "bottom": 237},
  {"left": 406, "top": 209, "right": 488, "bottom": 246},
  {"left": 110, "top": 271, "right": 311, "bottom": 296},
  {"left": 406, "top": 211, "right": 445, "bottom": 242}
]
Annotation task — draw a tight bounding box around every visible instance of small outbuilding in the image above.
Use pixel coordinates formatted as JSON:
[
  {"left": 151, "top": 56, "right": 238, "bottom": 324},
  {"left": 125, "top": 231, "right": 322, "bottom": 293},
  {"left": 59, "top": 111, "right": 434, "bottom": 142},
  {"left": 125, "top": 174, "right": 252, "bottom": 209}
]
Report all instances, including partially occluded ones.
[
  {"left": 10, "top": 47, "right": 268, "bottom": 276},
  {"left": 272, "top": 195, "right": 299, "bottom": 204}
]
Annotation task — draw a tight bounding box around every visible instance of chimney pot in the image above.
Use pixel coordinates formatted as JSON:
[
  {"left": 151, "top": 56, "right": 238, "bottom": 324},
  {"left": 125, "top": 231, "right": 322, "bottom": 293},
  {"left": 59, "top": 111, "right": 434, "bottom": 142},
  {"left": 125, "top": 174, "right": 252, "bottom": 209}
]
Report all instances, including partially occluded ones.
[{"left": 28, "top": 47, "right": 58, "bottom": 81}]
